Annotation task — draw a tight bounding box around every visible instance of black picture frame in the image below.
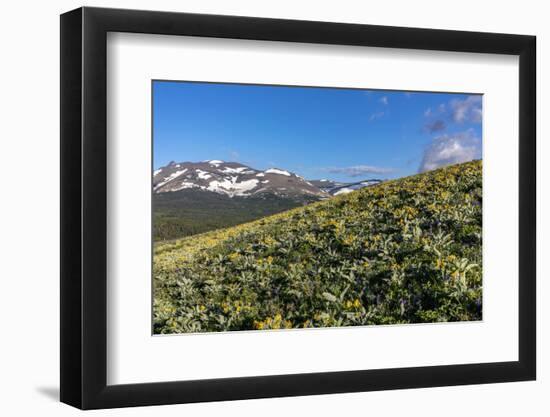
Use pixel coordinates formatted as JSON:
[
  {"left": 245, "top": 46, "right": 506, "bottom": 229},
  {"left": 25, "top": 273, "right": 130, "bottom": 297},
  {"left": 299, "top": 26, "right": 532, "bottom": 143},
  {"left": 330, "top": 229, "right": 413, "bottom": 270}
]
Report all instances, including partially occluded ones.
[{"left": 60, "top": 6, "right": 536, "bottom": 410}]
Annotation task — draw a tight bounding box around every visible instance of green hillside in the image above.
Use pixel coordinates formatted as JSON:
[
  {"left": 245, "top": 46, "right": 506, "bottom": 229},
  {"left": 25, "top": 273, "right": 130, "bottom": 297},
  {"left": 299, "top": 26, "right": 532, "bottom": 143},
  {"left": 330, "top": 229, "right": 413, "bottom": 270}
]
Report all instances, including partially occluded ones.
[
  {"left": 154, "top": 189, "right": 319, "bottom": 241},
  {"left": 154, "top": 160, "right": 482, "bottom": 334}
]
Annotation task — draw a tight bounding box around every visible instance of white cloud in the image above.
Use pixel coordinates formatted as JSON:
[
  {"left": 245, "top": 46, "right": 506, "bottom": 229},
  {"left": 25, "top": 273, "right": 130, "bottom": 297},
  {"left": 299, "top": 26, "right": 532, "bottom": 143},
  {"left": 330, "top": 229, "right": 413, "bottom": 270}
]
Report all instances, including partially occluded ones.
[
  {"left": 327, "top": 165, "right": 393, "bottom": 177},
  {"left": 450, "top": 95, "right": 482, "bottom": 123},
  {"left": 419, "top": 130, "right": 481, "bottom": 173},
  {"left": 369, "top": 111, "right": 385, "bottom": 121},
  {"left": 380, "top": 96, "right": 389, "bottom": 105},
  {"left": 471, "top": 107, "right": 482, "bottom": 123},
  {"left": 424, "top": 108, "right": 432, "bottom": 117}
]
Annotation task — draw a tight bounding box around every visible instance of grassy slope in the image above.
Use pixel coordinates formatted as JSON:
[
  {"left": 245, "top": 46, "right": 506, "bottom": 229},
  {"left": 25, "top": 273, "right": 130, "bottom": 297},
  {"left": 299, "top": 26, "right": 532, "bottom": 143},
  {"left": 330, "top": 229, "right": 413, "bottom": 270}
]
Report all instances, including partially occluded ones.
[{"left": 154, "top": 160, "right": 482, "bottom": 333}]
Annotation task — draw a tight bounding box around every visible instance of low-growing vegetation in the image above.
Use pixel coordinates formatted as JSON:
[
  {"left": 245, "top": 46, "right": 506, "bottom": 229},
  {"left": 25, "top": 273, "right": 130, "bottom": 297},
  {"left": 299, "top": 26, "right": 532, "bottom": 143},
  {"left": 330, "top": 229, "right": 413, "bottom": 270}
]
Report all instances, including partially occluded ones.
[{"left": 153, "top": 160, "right": 482, "bottom": 334}]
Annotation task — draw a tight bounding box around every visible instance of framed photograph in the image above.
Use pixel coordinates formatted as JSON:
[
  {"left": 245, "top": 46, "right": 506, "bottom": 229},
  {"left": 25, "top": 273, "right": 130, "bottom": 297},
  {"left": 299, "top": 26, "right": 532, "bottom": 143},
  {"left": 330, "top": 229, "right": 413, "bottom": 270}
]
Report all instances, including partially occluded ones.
[{"left": 60, "top": 7, "right": 536, "bottom": 409}]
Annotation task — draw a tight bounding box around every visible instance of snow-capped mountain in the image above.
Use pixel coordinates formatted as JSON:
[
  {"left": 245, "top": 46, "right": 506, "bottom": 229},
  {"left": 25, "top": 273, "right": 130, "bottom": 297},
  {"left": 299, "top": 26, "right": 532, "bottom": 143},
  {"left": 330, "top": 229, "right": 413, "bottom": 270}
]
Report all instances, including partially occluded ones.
[
  {"left": 309, "top": 179, "right": 348, "bottom": 193},
  {"left": 153, "top": 160, "right": 327, "bottom": 198},
  {"left": 309, "top": 178, "right": 383, "bottom": 196}
]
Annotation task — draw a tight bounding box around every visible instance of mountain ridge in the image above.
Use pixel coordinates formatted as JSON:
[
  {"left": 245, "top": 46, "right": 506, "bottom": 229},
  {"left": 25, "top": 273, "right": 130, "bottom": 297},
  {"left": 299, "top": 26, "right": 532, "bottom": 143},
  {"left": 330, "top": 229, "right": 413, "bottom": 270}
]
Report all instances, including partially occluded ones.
[
  {"left": 153, "top": 160, "right": 384, "bottom": 198},
  {"left": 153, "top": 160, "right": 326, "bottom": 198}
]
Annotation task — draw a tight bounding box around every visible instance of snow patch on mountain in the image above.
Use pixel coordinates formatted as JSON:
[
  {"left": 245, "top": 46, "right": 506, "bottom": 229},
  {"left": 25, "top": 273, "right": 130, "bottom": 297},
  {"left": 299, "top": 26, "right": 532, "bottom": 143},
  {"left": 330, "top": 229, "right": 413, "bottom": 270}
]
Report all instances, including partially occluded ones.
[
  {"left": 154, "top": 169, "right": 188, "bottom": 190},
  {"left": 265, "top": 168, "right": 291, "bottom": 176},
  {"left": 172, "top": 181, "right": 200, "bottom": 192},
  {"left": 221, "top": 166, "right": 249, "bottom": 174},
  {"left": 196, "top": 170, "right": 212, "bottom": 180},
  {"left": 208, "top": 160, "right": 224, "bottom": 167},
  {"left": 207, "top": 178, "right": 259, "bottom": 196}
]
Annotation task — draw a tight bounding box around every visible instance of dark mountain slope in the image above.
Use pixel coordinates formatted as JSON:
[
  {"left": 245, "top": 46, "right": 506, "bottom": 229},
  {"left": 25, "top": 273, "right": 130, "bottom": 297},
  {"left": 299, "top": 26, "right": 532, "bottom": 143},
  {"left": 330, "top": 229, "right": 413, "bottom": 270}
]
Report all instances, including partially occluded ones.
[{"left": 154, "top": 189, "right": 319, "bottom": 240}]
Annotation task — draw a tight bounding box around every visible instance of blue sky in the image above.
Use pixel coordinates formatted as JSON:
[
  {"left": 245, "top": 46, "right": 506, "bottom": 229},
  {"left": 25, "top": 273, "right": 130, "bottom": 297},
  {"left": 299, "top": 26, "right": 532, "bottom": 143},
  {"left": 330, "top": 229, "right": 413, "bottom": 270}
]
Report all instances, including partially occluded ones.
[{"left": 153, "top": 81, "right": 482, "bottom": 181}]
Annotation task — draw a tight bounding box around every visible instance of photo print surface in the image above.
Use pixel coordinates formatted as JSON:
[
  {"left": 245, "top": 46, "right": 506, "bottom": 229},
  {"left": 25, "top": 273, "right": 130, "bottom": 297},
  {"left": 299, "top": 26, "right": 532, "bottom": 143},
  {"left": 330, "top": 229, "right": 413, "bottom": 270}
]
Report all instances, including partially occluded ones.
[{"left": 152, "top": 81, "right": 482, "bottom": 334}]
